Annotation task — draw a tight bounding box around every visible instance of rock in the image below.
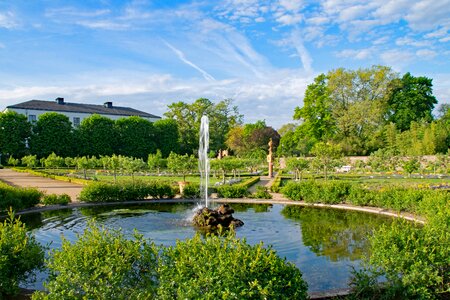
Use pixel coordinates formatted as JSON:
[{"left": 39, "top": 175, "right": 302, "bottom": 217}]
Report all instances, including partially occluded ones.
[{"left": 192, "top": 204, "right": 244, "bottom": 231}]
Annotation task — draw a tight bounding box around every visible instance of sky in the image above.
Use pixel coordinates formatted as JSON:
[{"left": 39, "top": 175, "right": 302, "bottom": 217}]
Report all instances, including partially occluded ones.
[{"left": 0, "top": 0, "right": 449, "bottom": 129}]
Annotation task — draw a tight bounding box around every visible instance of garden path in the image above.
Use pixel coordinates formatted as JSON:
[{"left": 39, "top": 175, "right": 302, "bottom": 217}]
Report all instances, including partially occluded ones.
[{"left": 0, "top": 168, "right": 83, "bottom": 202}]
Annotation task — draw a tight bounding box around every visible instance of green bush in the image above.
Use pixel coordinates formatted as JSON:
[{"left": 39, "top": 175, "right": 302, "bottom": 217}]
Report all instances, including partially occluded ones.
[
  {"left": 181, "top": 183, "right": 200, "bottom": 198},
  {"left": 79, "top": 181, "right": 175, "bottom": 202},
  {"left": 250, "top": 186, "right": 273, "bottom": 199},
  {"left": 157, "top": 234, "right": 308, "bottom": 299},
  {"left": 217, "top": 185, "right": 249, "bottom": 198},
  {"left": 41, "top": 194, "right": 70, "bottom": 205},
  {"left": 32, "top": 223, "right": 159, "bottom": 300},
  {"left": 281, "top": 180, "right": 351, "bottom": 204},
  {"left": 0, "top": 181, "right": 43, "bottom": 211},
  {"left": 0, "top": 210, "right": 45, "bottom": 297},
  {"left": 270, "top": 171, "right": 283, "bottom": 192}
]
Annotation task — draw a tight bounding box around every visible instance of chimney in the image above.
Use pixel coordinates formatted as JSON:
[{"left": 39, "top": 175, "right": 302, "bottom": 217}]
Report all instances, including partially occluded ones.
[
  {"left": 55, "top": 97, "right": 64, "bottom": 105},
  {"left": 104, "top": 101, "right": 113, "bottom": 108}
]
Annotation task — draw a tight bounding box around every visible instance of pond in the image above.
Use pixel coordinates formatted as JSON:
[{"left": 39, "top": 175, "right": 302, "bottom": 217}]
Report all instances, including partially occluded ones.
[{"left": 20, "top": 202, "right": 393, "bottom": 293}]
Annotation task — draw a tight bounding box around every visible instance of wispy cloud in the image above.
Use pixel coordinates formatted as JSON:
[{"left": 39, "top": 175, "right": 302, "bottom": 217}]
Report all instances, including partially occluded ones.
[
  {"left": 0, "top": 11, "right": 18, "bottom": 29},
  {"left": 164, "top": 41, "right": 216, "bottom": 82},
  {"left": 291, "top": 29, "right": 313, "bottom": 74}
]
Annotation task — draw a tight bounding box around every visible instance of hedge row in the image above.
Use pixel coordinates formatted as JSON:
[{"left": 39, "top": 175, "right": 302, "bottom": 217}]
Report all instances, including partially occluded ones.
[
  {"left": 79, "top": 181, "right": 176, "bottom": 202},
  {"left": 216, "top": 176, "right": 260, "bottom": 198},
  {"left": 0, "top": 181, "right": 42, "bottom": 211},
  {"left": 270, "top": 171, "right": 283, "bottom": 192},
  {"left": 281, "top": 180, "right": 449, "bottom": 213}
]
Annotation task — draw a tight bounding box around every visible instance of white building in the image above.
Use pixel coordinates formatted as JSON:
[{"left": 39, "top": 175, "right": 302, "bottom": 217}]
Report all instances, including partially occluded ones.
[{"left": 4, "top": 98, "right": 161, "bottom": 126}]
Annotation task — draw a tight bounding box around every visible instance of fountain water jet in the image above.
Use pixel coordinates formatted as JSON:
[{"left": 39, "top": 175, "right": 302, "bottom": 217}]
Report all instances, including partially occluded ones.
[{"left": 198, "top": 115, "right": 210, "bottom": 208}]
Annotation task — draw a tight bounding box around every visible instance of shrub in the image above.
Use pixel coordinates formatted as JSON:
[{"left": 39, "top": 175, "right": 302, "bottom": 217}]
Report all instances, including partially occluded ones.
[
  {"left": 181, "top": 183, "right": 200, "bottom": 198},
  {"left": 0, "top": 210, "right": 45, "bottom": 297},
  {"left": 0, "top": 182, "right": 42, "bottom": 211},
  {"left": 217, "top": 185, "right": 249, "bottom": 198},
  {"left": 79, "top": 181, "right": 175, "bottom": 202},
  {"left": 157, "top": 234, "right": 308, "bottom": 299},
  {"left": 270, "top": 171, "right": 283, "bottom": 192},
  {"left": 41, "top": 194, "right": 71, "bottom": 205},
  {"left": 281, "top": 180, "right": 351, "bottom": 204},
  {"left": 33, "top": 223, "right": 159, "bottom": 300},
  {"left": 250, "top": 186, "right": 273, "bottom": 199}
]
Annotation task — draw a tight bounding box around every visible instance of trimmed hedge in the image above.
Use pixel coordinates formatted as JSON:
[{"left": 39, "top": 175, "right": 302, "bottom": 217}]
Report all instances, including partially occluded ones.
[
  {"left": 281, "top": 180, "right": 448, "bottom": 213},
  {"left": 79, "top": 181, "right": 175, "bottom": 202},
  {"left": 41, "top": 194, "right": 71, "bottom": 205},
  {"left": 216, "top": 176, "right": 260, "bottom": 198},
  {"left": 0, "top": 181, "right": 42, "bottom": 211},
  {"left": 270, "top": 171, "right": 283, "bottom": 192}
]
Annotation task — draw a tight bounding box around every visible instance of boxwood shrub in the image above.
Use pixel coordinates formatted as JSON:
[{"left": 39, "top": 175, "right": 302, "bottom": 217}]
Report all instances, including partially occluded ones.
[
  {"left": 0, "top": 181, "right": 42, "bottom": 211},
  {"left": 79, "top": 181, "right": 175, "bottom": 202},
  {"left": 41, "top": 194, "right": 71, "bottom": 205}
]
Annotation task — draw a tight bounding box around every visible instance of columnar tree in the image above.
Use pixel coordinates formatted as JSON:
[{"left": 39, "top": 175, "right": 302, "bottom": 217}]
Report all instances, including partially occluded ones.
[
  {"left": 78, "top": 114, "right": 117, "bottom": 156},
  {"left": 115, "top": 116, "right": 156, "bottom": 159},
  {"left": 30, "top": 112, "right": 73, "bottom": 158},
  {"left": 153, "top": 119, "right": 180, "bottom": 157},
  {"left": 0, "top": 111, "right": 31, "bottom": 160}
]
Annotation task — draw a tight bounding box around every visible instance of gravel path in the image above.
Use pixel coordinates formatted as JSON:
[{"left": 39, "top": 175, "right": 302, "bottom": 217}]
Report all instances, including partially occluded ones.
[{"left": 0, "top": 168, "right": 83, "bottom": 202}]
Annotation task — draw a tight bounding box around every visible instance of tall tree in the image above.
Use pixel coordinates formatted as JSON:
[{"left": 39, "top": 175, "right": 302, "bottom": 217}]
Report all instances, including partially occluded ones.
[
  {"left": 78, "top": 114, "right": 117, "bottom": 156},
  {"left": 0, "top": 111, "right": 31, "bottom": 160},
  {"left": 165, "top": 98, "right": 242, "bottom": 154},
  {"left": 153, "top": 119, "right": 180, "bottom": 157},
  {"left": 387, "top": 72, "right": 437, "bottom": 131},
  {"left": 115, "top": 116, "right": 156, "bottom": 159},
  {"left": 30, "top": 112, "right": 73, "bottom": 158}
]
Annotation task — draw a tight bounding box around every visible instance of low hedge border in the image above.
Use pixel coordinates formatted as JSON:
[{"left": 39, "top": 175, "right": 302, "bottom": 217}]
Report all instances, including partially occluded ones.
[
  {"left": 216, "top": 176, "right": 260, "bottom": 198},
  {"left": 270, "top": 170, "right": 283, "bottom": 192},
  {"left": 0, "top": 181, "right": 43, "bottom": 211},
  {"left": 12, "top": 168, "right": 91, "bottom": 185}
]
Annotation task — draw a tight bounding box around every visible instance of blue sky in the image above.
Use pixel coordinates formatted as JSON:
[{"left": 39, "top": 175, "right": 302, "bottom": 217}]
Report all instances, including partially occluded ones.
[{"left": 0, "top": 0, "right": 449, "bottom": 129}]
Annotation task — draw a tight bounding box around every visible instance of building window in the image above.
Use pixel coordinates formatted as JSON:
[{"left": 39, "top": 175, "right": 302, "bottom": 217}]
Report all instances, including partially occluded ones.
[
  {"left": 28, "top": 115, "right": 36, "bottom": 123},
  {"left": 73, "top": 117, "right": 80, "bottom": 127}
]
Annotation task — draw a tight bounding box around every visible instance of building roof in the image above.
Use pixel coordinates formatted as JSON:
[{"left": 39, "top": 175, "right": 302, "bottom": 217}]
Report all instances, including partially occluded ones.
[{"left": 7, "top": 99, "right": 161, "bottom": 119}]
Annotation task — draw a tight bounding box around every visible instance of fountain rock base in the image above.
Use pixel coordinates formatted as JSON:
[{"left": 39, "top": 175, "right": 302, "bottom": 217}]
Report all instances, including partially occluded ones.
[{"left": 193, "top": 204, "right": 244, "bottom": 230}]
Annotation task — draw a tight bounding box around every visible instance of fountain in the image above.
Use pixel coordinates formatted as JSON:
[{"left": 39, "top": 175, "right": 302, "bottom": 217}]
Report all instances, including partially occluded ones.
[{"left": 193, "top": 115, "right": 243, "bottom": 230}]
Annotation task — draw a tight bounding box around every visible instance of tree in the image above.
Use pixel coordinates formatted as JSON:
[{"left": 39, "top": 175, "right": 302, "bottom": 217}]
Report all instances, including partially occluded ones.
[
  {"left": 402, "top": 157, "right": 420, "bottom": 177},
  {"left": 78, "top": 114, "right": 117, "bottom": 156},
  {"left": 115, "top": 116, "right": 156, "bottom": 159},
  {"left": 0, "top": 111, "right": 31, "bottom": 159},
  {"left": 387, "top": 72, "right": 437, "bottom": 131},
  {"left": 148, "top": 149, "right": 165, "bottom": 174},
  {"left": 122, "top": 157, "right": 146, "bottom": 183},
  {"left": 153, "top": 119, "right": 180, "bottom": 157},
  {"left": 166, "top": 152, "right": 197, "bottom": 182},
  {"left": 286, "top": 157, "right": 309, "bottom": 181},
  {"left": 310, "top": 142, "right": 343, "bottom": 180},
  {"left": 44, "top": 152, "right": 64, "bottom": 169},
  {"left": 21, "top": 155, "right": 38, "bottom": 168},
  {"left": 30, "top": 112, "right": 73, "bottom": 158},
  {"left": 165, "top": 98, "right": 242, "bottom": 154}
]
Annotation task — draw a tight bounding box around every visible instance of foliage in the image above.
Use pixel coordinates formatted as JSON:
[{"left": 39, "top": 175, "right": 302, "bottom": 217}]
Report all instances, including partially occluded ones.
[
  {"left": 250, "top": 186, "right": 272, "bottom": 199},
  {"left": 152, "top": 119, "right": 180, "bottom": 157},
  {"left": 286, "top": 157, "right": 309, "bottom": 181},
  {"left": 310, "top": 142, "right": 343, "bottom": 180},
  {"left": 147, "top": 149, "right": 166, "bottom": 174},
  {"left": 0, "top": 181, "right": 43, "bottom": 211},
  {"left": 33, "top": 223, "right": 159, "bottom": 300},
  {"left": 181, "top": 183, "right": 200, "bottom": 198},
  {"left": 282, "top": 180, "right": 351, "bottom": 204},
  {"left": 7, "top": 156, "right": 19, "bottom": 166},
  {"left": 270, "top": 170, "right": 283, "bottom": 192},
  {"left": 79, "top": 181, "right": 175, "bottom": 202},
  {"left": 77, "top": 114, "right": 117, "bottom": 156},
  {"left": 402, "top": 157, "right": 420, "bottom": 177},
  {"left": 115, "top": 116, "right": 156, "bottom": 159},
  {"left": 0, "top": 209, "right": 45, "bottom": 297},
  {"left": 44, "top": 152, "right": 64, "bottom": 169},
  {"left": 166, "top": 152, "right": 197, "bottom": 182},
  {"left": 387, "top": 72, "right": 438, "bottom": 131},
  {"left": 21, "top": 154, "right": 38, "bottom": 168},
  {"left": 165, "top": 98, "right": 242, "bottom": 154},
  {"left": 0, "top": 111, "right": 31, "bottom": 158},
  {"left": 157, "top": 233, "right": 308, "bottom": 300},
  {"left": 216, "top": 184, "right": 249, "bottom": 198},
  {"left": 41, "top": 194, "right": 70, "bottom": 205},
  {"left": 30, "top": 112, "right": 74, "bottom": 157}
]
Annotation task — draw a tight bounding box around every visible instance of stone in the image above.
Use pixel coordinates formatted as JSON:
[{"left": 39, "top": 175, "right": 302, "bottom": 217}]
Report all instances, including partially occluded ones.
[{"left": 192, "top": 204, "right": 244, "bottom": 231}]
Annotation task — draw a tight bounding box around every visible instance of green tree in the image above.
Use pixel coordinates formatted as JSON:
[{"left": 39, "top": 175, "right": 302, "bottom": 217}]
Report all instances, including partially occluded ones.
[
  {"left": 166, "top": 152, "right": 196, "bottom": 182},
  {"left": 44, "top": 152, "right": 64, "bottom": 169},
  {"left": 78, "top": 114, "right": 117, "bottom": 156},
  {"left": 310, "top": 142, "right": 343, "bottom": 180},
  {"left": 0, "top": 111, "right": 31, "bottom": 159},
  {"left": 402, "top": 157, "right": 420, "bottom": 177},
  {"left": 122, "top": 157, "right": 146, "bottom": 183},
  {"left": 30, "top": 112, "right": 73, "bottom": 158},
  {"left": 7, "top": 156, "right": 19, "bottom": 166},
  {"left": 115, "top": 116, "right": 156, "bottom": 159},
  {"left": 387, "top": 72, "right": 438, "bottom": 131},
  {"left": 286, "top": 157, "right": 309, "bottom": 181},
  {"left": 21, "top": 154, "right": 38, "bottom": 168},
  {"left": 1, "top": 210, "right": 45, "bottom": 297},
  {"left": 75, "top": 156, "right": 96, "bottom": 180},
  {"left": 147, "top": 149, "right": 165, "bottom": 174},
  {"left": 153, "top": 118, "right": 180, "bottom": 157},
  {"left": 165, "top": 98, "right": 242, "bottom": 154}
]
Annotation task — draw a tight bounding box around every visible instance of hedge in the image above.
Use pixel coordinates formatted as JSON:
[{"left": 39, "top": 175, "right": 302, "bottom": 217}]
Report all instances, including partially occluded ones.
[
  {"left": 0, "top": 181, "right": 42, "bottom": 211},
  {"left": 79, "top": 181, "right": 175, "bottom": 202},
  {"left": 216, "top": 176, "right": 260, "bottom": 198}
]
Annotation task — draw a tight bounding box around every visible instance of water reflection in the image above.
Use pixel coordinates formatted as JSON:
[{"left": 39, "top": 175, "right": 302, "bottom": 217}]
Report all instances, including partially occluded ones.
[{"left": 281, "top": 206, "right": 392, "bottom": 261}]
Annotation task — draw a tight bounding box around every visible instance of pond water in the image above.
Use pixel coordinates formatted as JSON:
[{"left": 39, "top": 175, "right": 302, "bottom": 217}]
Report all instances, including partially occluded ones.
[{"left": 20, "top": 202, "right": 393, "bottom": 293}]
